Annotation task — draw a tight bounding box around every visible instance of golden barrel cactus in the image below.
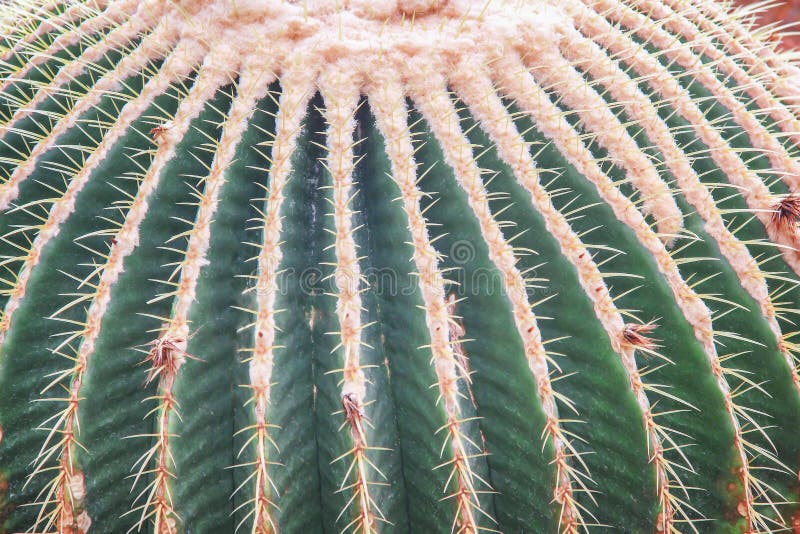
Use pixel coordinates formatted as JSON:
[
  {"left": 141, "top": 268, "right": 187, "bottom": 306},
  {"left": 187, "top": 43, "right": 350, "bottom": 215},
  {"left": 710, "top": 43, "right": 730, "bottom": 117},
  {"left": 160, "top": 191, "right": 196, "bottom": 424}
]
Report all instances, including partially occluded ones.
[{"left": 1, "top": 0, "right": 800, "bottom": 532}]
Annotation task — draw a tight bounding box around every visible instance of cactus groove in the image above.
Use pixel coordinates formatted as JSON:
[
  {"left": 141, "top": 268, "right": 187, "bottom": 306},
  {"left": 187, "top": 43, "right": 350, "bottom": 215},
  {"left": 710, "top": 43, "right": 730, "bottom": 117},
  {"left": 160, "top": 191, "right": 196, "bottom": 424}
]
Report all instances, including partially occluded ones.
[{"left": 1, "top": 0, "right": 800, "bottom": 532}]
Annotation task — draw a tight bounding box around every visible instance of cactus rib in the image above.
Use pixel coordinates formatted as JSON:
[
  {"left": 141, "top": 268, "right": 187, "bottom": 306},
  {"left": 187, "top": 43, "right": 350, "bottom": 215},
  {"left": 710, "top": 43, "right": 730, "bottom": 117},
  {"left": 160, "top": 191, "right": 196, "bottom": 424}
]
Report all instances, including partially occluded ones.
[
  {"left": 672, "top": 0, "right": 800, "bottom": 106},
  {"left": 595, "top": 0, "right": 800, "bottom": 205},
  {"left": 0, "top": 40, "right": 196, "bottom": 346},
  {"left": 369, "top": 75, "right": 498, "bottom": 534},
  {"left": 129, "top": 63, "right": 272, "bottom": 534},
  {"left": 451, "top": 63, "right": 705, "bottom": 531},
  {"left": 557, "top": 28, "right": 800, "bottom": 399},
  {"left": 0, "top": 22, "right": 178, "bottom": 209},
  {"left": 319, "top": 70, "right": 389, "bottom": 534},
  {"left": 632, "top": 0, "right": 800, "bottom": 149},
  {"left": 568, "top": 1, "right": 800, "bottom": 275},
  {"left": 235, "top": 64, "right": 317, "bottom": 534},
  {"left": 0, "top": 0, "right": 139, "bottom": 97},
  {"left": 411, "top": 63, "right": 601, "bottom": 533},
  {"left": 495, "top": 50, "right": 780, "bottom": 528},
  {"left": 24, "top": 56, "right": 229, "bottom": 532},
  {"left": 0, "top": 11, "right": 153, "bottom": 134}
]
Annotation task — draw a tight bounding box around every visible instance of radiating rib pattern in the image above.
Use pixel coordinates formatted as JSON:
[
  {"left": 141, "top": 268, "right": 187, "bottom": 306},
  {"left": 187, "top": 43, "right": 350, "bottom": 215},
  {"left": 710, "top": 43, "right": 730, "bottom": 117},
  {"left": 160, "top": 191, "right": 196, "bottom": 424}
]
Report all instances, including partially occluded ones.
[{"left": 0, "top": 1, "right": 798, "bottom": 532}]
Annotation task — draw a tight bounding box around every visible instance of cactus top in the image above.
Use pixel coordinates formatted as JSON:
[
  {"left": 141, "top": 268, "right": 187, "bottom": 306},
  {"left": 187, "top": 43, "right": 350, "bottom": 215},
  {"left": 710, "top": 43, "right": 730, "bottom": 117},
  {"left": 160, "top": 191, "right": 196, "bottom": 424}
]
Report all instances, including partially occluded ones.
[{"left": 133, "top": 0, "right": 564, "bottom": 79}]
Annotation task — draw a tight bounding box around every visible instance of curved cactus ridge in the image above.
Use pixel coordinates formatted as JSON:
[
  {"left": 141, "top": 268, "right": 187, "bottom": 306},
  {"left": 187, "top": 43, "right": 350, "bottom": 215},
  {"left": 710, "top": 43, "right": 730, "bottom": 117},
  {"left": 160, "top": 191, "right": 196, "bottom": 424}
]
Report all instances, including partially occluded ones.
[{"left": 0, "top": 0, "right": 800, "bottom": 532}]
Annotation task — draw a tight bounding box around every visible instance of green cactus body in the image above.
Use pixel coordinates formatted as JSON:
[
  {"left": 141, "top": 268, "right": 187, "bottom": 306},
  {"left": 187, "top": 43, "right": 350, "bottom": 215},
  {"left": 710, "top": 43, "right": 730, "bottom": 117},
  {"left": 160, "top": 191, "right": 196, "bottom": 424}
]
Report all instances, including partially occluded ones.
[{"left": 1, "top": 0, "right": 800, "bottom": 532}]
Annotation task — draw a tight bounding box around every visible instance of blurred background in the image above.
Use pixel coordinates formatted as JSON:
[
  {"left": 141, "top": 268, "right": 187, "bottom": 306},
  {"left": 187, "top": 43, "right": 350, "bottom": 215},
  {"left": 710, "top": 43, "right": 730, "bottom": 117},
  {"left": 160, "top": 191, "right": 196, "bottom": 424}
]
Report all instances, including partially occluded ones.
[{"left": 733, "top": 0, "right": 800, "bottom": 49}]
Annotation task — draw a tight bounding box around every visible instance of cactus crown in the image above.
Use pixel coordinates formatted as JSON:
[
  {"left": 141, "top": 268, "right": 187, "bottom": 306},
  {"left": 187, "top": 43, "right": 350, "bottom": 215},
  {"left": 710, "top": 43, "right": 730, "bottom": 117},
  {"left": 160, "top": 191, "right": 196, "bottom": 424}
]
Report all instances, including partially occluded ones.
[{"left": 1, "top": 0, "right": 800, "bottom": 532}]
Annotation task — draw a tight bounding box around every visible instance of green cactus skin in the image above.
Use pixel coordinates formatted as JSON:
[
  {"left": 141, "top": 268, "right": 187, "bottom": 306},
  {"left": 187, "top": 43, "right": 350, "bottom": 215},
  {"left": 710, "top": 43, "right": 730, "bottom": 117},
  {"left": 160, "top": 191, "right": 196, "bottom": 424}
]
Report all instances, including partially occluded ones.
[{"left": 1, "top": 0, "right": 800, "bottom": 532}]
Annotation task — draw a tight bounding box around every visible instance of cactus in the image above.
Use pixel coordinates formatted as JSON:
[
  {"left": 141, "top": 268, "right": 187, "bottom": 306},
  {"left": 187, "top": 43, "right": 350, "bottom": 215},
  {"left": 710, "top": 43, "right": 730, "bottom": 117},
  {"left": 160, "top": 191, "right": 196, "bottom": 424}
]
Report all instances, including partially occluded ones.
[
  {"left": 731, "top": 0, "right": 800, "bottom": 51},
  {"left": 1, "top": 0, "right": 800, "bottom": 532}
]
